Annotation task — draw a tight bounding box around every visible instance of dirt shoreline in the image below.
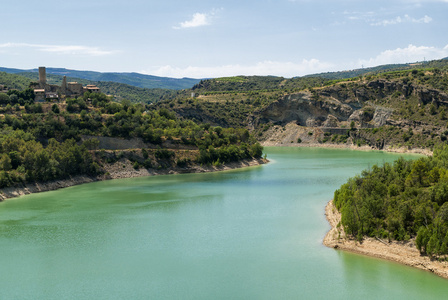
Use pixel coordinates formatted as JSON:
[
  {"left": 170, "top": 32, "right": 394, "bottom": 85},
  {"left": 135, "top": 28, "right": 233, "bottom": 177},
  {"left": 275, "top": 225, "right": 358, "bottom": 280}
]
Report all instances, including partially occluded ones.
[
  {"left": 323, "top": 199, "right": 448, "bottom": 280},
  {"left": 262, "top": 141, "right": 432, "bottom": 156},
  {"left": 0, "top": 158, "right": 267, "bottom": 201}
]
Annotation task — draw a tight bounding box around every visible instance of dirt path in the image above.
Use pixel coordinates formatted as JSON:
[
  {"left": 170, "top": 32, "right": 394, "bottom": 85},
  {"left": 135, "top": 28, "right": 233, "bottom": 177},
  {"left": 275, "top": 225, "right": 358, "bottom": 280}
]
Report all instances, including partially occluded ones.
[{"left": 323, "top": 200, "right": 448, "bottom": 280}]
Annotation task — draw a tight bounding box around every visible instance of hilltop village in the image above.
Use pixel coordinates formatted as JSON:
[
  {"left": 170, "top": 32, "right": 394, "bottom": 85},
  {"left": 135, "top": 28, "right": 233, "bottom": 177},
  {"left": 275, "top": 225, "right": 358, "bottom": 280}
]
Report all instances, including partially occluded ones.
[{"left": 32, "top": 67, "right": 100, "bottom": 101}]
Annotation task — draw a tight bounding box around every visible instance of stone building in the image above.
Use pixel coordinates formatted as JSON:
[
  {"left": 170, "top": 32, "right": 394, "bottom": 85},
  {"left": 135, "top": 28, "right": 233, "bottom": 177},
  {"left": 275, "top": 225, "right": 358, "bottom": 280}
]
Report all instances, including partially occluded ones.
[
  {"left": 66, "top": 81, "right": 84, "bottom": 96},
  {"left": 34, "top": 89, "right": 46, "bottom": 102},
  {"left": 33, "top": 66, "right": 100, "bottom": 101}
]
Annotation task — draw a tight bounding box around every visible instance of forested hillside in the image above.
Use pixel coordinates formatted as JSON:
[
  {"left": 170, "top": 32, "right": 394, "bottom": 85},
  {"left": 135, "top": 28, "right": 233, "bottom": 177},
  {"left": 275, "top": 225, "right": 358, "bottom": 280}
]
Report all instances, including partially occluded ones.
[
  {"left": 0, "top": 72, "right": 31, "bottom": 90},
  {"left": 334, "top": 145, "right": 448, "bottom": 258},
  {"left": 0, "top": 89, "right": 263, "bottom": 190}
]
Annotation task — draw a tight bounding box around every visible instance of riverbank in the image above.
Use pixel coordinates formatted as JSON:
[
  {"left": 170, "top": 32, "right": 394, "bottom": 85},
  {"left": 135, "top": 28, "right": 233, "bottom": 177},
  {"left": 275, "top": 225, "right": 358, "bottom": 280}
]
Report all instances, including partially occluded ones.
[
  {"left": 323, "top": 199, "right": 448, "bottom": 280},
  {"left": 260, "top": 122, "right": 434, "bottom": 156},
  {"left": 0, "top": 157, "right": 267, "bottom": 201},
  {"left": 262, "top": 141, "right": 432, "bottom": 156}
]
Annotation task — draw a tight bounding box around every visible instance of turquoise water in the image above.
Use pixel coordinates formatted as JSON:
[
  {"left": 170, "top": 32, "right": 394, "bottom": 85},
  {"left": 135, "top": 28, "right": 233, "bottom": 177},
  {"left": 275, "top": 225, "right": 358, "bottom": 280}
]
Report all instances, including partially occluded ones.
[{"left": 0, "top": 147, "right": 447, "bottom": 299}]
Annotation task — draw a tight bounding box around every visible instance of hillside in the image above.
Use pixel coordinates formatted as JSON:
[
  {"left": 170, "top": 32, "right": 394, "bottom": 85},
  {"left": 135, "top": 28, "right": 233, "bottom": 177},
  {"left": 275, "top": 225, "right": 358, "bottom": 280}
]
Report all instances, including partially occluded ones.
[
  {"left": 330, "top": 144, "right": 448, "bottom": 267},
  {"left": 0, "top": 67, "right": 200, "bottom": 90},
  {"left": 0, "top": 72, "right": 32, "bottom": 90},
  {"left": 152, "top": 58, "right": 448, "bottom": 152},
  {"left": 0, "top": 71, "right": 177, "bottom": 103},
  {"left": 3, "top": 58, "right": 448, "bottom": 152},
  {"left": 303, "top": 57, "right": 448, "bottom": 80},
  {"left": 255, "top": 66, "right": 448, "bottom": 149},
  {"left": 0, "top": 90, "right": 264, "bottom": 194}
]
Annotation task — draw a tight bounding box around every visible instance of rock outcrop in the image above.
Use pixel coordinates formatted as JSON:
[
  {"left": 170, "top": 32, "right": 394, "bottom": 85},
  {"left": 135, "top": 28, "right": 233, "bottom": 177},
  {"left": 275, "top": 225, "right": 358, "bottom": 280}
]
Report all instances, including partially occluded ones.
[
  {"left": 250, "top": 91, "right": 354, "bottom": 128},
  {"left": 250, "top": 78, "right": 448, "bottom": 130}
]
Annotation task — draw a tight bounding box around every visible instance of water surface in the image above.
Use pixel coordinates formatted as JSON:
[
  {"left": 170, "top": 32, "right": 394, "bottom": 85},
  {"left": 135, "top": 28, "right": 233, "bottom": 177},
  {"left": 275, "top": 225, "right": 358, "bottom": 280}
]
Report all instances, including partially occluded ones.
[{"left": 0, "top": 147, "right": 447, "bottom": 299}]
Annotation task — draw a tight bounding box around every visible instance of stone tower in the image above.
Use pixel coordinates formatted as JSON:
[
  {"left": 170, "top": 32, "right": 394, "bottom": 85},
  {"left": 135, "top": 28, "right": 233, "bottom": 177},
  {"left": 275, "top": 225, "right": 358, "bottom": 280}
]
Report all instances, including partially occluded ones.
[
  {"left": 38, "top": 66, "right": 46, "bottom": 88},
  {"left": 61, "top": 75, "right": 67, "bottom": 95}
]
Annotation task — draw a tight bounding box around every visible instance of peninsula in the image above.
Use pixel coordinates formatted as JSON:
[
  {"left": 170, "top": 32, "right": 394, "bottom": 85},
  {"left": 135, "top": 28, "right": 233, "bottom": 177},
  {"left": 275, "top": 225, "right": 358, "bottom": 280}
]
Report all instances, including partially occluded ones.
[
  {"left": 324, "top": 199, "right": 448, "bottom": 280},
  {"left": 324, "top": 145, "right": 448, "bottom": 280}
]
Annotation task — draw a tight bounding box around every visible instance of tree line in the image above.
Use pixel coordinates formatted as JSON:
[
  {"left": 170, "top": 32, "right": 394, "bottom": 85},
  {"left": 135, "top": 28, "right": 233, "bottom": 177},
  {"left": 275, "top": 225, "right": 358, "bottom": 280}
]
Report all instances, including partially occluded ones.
[
  {"left": 334, "top": 145, "right": 448, "bottom": 258},
  {"left": 0, "top": 91, "right": 264, "bottom": 188}
]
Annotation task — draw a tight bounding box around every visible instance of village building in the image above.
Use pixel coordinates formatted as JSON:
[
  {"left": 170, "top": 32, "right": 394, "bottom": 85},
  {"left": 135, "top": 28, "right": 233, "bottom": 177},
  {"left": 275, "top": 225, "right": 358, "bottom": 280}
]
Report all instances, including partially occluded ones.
[
  {"left": 34, "top": 89, "right": 46, "bottom": 102},
  {"left": 85, "top": 85, "right": 100, "bottom": 93},
  {"left": 33, "top": 66, "right": 100, "bottom": 102}
]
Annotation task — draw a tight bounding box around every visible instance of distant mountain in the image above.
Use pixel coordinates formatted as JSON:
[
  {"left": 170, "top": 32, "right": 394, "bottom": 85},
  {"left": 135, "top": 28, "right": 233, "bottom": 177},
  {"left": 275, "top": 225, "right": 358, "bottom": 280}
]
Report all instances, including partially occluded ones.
[
  {"left": 303, "top": 57, "right": 448, "bottom": 80},
  {"left": 303, "top": 63, "right": 414, "bottom": 80},
  {"left": 0, "top": 70, "right": 177, "bottom": 103},
  {"left": 0, "top": 67, "right": 201, "bottom": 90}
]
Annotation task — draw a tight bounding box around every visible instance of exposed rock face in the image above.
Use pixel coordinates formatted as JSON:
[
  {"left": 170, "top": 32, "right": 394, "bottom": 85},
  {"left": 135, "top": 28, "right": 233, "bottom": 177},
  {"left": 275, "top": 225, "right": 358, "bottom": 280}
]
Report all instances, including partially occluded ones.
[
  {"left": 323, "top": 115, "right": 339, "bottom": 127},
  {"left": 367, "top": 79, "right": 448, "bottom": 105},
  {"left": 251, "top": 91, "right": 354, "bottom": 128},
  {"left": 372, "top": 107, "right": 393, "bottom": 127},
  {"left": 250, "top": 78, "right": 448, "bottom": 130}
]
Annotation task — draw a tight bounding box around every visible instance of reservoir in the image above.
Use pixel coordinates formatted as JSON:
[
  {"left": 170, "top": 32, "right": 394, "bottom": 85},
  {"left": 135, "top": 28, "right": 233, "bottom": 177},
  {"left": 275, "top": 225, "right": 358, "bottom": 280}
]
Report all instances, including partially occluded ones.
[{"left": 0, "top": 147, "right": 447, "bottom": 299}]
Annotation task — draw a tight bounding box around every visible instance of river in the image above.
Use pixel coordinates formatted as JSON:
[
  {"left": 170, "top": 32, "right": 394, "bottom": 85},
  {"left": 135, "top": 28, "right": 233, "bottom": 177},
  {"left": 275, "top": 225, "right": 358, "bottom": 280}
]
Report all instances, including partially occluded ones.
[{"left": 0, "top": 147, "right": 447, "bottom": 299}]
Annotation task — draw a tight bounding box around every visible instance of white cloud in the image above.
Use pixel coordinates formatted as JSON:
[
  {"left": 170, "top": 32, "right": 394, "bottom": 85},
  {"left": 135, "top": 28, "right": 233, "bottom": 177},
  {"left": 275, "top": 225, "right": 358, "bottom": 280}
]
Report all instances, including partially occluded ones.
[
  {"left": 144, "top": 59, "right": 334, "bottom": 78},
  {"left": 371, "top": 14, "right": 432, "bottom": 26},
  {"left": 358, "top": 44, "right": 448, "bottom": 67},
  {"left": 0, "top": 42, "right": 114, "bottom": 56},
  {"left": 175, "top": 13, "right": 209, "bottom": 29},
  {"left": 173, "top": 9, "right": 222, "bottom": 29}
]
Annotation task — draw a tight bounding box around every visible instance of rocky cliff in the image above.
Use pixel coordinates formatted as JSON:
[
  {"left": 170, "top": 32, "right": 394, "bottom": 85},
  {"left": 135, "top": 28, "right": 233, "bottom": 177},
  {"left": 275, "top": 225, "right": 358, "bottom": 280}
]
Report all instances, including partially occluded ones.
[
  {"left": 252, "top": 77, "right": 448, "bottom": 150},
  {"left": 252, "top": 79, "right": 448, "bottom": 129}
]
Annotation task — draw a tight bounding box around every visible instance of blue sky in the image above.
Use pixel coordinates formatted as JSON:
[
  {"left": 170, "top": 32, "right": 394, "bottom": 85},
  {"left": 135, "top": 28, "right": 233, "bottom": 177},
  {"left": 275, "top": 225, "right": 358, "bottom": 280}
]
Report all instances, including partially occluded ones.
[{"left": 1, "top": 0, "right": 447, "bottom": 78}]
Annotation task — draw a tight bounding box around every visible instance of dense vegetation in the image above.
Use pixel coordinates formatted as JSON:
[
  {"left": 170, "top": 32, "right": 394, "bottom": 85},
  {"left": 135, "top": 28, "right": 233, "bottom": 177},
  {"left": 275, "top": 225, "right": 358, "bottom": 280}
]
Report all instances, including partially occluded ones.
[
  {"left": 0, "top": 132, "right": 99, "bottom": 186},
  {"left": 0, "top": 87, "right": 263, "bottom": 189},
  {"left": 334, "top": 146, "right": 448, "bottom": 258},
  {"left": 0, "top": 72, "right": 31, "bottom": 90}
]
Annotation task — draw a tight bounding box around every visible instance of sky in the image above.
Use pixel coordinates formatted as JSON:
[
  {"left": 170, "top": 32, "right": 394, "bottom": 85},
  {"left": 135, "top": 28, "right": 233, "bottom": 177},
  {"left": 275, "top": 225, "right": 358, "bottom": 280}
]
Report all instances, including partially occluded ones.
[{"left": 1, "top": 0, "right": 448, "bottom": 78}]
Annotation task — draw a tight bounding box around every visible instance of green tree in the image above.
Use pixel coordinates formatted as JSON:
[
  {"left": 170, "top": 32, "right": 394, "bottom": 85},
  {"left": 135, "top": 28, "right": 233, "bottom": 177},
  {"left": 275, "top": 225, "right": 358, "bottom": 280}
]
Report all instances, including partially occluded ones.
[
  {"left": 52, "top": 104, "right": 60, "bottom": 113},
  {"left": 0, "top": 93, "right": 10, "bottom": 105},
  {"left": 0, "top": 153, "right": 12, "bottom": 171}
]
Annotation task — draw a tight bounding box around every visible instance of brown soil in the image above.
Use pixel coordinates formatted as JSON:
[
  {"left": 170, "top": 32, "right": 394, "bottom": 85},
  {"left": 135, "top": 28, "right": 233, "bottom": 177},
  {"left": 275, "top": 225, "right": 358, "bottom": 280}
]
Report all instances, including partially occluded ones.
[{"left": 323, "top": 200, "right": 448, "bottom": 280}]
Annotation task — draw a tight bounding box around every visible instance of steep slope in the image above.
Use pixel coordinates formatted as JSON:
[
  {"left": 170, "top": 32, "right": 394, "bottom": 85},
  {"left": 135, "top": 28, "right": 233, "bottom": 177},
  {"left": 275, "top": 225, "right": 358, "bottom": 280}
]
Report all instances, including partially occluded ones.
[{"left": 253, "top": 70, "right": 448, "bottom": 150}]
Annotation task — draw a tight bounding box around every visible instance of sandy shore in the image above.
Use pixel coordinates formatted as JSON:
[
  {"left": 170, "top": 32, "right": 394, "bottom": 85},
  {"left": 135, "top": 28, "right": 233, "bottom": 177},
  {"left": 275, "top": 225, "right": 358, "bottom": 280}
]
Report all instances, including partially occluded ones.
[
  {"left": 0, "top": 158, "right": 267, "bottom": 201},
  {"left": 323, "top": 199, "right": 448, "bottom": 280}
]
